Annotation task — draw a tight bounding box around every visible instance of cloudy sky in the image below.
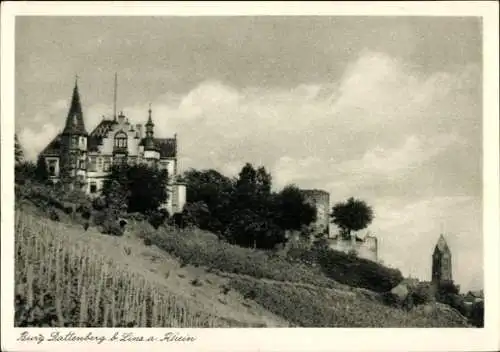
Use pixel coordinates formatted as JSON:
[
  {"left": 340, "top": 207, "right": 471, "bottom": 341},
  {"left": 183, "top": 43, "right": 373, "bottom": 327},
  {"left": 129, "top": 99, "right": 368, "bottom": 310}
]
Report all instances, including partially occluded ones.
[{"left": 16, "top": 16, "right": 483, "bottom": 291}]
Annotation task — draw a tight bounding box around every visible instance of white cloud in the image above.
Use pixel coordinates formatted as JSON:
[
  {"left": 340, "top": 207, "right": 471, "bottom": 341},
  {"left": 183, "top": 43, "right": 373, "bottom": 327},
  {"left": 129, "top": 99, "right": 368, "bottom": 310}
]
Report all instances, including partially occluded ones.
[{"left": 19, "top": 122, "right": 59, "bottom": 161}]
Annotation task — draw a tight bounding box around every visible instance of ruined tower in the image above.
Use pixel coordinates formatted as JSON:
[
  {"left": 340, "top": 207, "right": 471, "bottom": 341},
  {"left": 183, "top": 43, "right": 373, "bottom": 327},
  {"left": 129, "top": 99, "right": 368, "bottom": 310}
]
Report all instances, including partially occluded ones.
[
  {"left": 432, "top": 234, "right": 453, "bottom": 284},
  {"left": 301, "top": 189, "right": 330, "bottom": 237},
  {"left": 59, "top": 78, "right": 88, "bottom": 191}
]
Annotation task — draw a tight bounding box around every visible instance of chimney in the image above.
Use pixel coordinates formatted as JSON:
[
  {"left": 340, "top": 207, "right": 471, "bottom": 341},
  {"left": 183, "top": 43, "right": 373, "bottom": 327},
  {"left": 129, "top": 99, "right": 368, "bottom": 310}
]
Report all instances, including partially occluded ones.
[{"left": 136, "top": 124, "right": 143, "bottom": 139}]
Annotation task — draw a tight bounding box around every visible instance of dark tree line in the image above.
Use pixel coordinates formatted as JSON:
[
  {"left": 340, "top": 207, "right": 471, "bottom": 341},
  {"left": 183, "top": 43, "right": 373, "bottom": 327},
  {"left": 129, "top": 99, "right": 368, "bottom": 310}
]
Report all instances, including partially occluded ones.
[
  {"left": 15, "top": 134, "right": 50, "bottom": 184},
  {"left": 180, "top": 163, "right": 317, "bottom": 250},
  {"left": 16, "top": 130, "right": 373, "bottom": 251}
]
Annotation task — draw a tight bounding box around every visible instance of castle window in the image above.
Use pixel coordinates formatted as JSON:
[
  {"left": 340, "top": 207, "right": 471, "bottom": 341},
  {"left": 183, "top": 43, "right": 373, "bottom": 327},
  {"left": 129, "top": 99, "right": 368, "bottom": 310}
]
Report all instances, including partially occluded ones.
[
  {"left": 90, "top": 182, "right": 97, "bottom": 194},
  {"left": 97, "top": 157, "right": 103, "bottom": 171},
  {"left": 47, "top": 159, "right": 57, "bottom": 177},
  {"left": 88, "top": 156, "right": 97, "bottom": 172},
  {"left": 78, "top": 159, "right": 85, "bottom": 169},
  {"left": 72, "top": 136, "right": 78, "bottom": 147},
  {"left": 103, "top": 157, "right": 111, "bottom": 172},
  {"left": 114, "top": 132, "right": 128, "bottom": 148}
]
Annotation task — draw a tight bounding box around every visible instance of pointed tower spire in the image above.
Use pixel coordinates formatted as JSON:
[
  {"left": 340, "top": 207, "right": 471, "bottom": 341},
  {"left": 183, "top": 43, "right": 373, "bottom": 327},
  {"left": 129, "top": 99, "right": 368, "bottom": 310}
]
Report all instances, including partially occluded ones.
[
  {"left": 144, "top": 103, "right": 157, "bottom": 151},
  {"left": 63, "top": 77, "right": 87, "bottom": 136},
  {"left": 145, "top": 103, "right": 154, "bottom": 137},
  {"left": 146, "top": 103, "right": 154, "bottom": 126}
]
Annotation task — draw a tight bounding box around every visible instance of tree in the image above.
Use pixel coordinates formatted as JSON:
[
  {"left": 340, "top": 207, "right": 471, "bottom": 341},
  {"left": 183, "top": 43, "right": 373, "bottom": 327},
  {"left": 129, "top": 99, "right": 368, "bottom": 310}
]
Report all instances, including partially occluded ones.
[
  {"left": 102, "top": 179, "right": 129, "bottom": 217},
  {"left": 255, "top": 166, "right": 272, "bottom": 196},
  {"left": 35, "top": 156, "right": 49, "bottom": 183},
  {"left": 102, "top": 164, "right": 168, "bottom": 214},
  {"left": 15, "top": 134, "right": 24, "bottom": 165},
  {"left": 182, "top": 168, "right": 235, "bottom": 233},
  {"left": 274, "top": 185, "right": 317, "bottom": 232},
  {"left": 181, "top": 201, "right": 211, "bottom": 229},
  {"left": 233, "top": 163, "right": 259, "bottom": 209},
  {"left": 15, "top": 161, "right": 36, "bottom": 184},
  {"left": 127, "top": 165, "right": 168, "bottom": 213},
  {"left": 232, "top": 163, "right": 273, "bottom": 213},
  {"left": 226, "top": 208, "right": 285, "bottom": 249},
  {"left": 330, "top": 197, "right": 374, "bottom": 239}
]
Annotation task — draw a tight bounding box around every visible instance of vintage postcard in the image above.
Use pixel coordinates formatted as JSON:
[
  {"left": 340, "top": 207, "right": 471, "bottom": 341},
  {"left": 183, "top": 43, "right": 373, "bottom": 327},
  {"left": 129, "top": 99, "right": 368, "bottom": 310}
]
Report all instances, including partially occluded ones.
[{"left": 1, "top": 1, "right": 499, "bottom": 351}]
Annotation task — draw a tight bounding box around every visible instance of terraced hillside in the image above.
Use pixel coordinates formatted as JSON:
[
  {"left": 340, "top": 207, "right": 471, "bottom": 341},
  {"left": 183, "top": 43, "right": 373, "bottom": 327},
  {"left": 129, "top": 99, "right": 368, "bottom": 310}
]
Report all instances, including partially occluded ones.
[{"left": 14, "top": 208, "right": 469, "bottom": 328}]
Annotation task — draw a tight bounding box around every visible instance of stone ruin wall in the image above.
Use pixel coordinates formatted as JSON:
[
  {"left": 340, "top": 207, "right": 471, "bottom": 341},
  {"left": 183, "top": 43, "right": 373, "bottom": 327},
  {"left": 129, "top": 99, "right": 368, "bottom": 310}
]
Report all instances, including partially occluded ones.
[
  {"left": 327, "top": 235, "right": 378, "bottom": 262},
  {"left": 301, "top": 189, "right": 330, "bottom": 237}
]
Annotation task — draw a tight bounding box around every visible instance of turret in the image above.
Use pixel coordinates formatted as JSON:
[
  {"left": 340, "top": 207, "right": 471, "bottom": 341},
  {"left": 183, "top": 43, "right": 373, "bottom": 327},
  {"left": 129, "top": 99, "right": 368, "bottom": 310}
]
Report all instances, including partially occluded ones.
[
  {"left": 59, "top": 77, "right": 88, "bottom": 191},
  {"left": 144, "top": 104, "right": 158, "bottom": 152}
]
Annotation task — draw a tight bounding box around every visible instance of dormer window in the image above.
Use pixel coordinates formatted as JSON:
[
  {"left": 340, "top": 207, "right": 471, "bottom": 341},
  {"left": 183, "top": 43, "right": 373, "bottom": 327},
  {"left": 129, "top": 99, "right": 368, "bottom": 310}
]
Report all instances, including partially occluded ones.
[{"left": 114, "top": 132, "right": 127, "bottom": 148}]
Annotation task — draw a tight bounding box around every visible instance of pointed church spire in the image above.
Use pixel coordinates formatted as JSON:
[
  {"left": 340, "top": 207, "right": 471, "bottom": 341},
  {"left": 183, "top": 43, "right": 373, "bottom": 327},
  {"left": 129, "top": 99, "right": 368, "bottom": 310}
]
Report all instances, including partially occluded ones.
[
  {"left": 435, "top": 234, "right": 450, "bottom": 254},
  {"left": 63, "top": 77, "right": 87, "bottom": 136}
]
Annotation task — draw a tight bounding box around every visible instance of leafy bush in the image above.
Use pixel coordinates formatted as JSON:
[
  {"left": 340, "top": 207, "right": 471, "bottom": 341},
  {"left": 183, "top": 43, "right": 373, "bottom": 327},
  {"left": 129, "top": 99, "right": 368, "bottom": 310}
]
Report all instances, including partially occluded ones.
[
  {"left": 143, "top": 226, "right": 342, "bottom": 290},
  {"left": 125, "top": 212, "right": 147, "bottom": 222},
  {"left": 48, "top": 208, "right": 60, "bottom": 222},
  {"left": 411, "top": 282, "right": 435, "bottom": 305},
  {"left": 92, "top": 210, "right": 124, "bottom": 236},
  {"left": 103, "top": 220, "right": 124, "bottom": 237},
  {"left": 229, "top": 276, "right": 469, "bottom": 327},
  {"left": 436, "top": 280, "right": 460, "bottom": 297},
  {"left": 286, "top": 244, "right": 402, "bottom": 292},
  {"left": 148, "top": 209, "right": 169, "bottom": 230},
  {"left": 314, "top": 247, "right": 403, "bottom": 292},
  {"left": 469, "top": 301, "right": 484, "bottom": 327},
  {"left": 92, "top": 210, "right": 107, "bottom": 227},
  {"left": 92, "top": 196, "right": 107, "bottom": 211},
  {"left": 78, "top": 205, "right": 92, "bottom": 220},
  {"left": 15, "top": 161, "right": 37, "bottom": 185}
]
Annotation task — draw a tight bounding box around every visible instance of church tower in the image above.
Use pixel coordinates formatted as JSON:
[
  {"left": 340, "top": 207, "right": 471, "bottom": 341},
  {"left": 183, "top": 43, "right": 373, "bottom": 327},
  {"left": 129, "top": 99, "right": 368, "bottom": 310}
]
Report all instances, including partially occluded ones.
[
  {"left": 432, "top": 234, "right": 453, "bottom": 284},
  {"left": 59, "top": 78, "right": 88, "bottom": 191}
]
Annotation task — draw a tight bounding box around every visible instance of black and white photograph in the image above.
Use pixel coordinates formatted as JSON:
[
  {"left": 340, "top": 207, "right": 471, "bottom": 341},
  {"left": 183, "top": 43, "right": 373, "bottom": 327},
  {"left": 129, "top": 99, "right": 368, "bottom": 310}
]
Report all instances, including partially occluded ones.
[{"left": 2, "top": 2, "right": 499, "bottom": 352}]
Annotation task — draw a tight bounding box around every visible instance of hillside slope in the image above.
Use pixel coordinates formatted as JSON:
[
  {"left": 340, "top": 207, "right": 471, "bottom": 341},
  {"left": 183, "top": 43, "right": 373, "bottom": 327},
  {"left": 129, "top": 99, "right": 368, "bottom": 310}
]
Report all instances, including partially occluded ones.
[
  {"left": 15, "top": 211, "right": 289, "bottom": 327},
  {"left": 14, "top": 207, "right": 469, "bottom": 328}
]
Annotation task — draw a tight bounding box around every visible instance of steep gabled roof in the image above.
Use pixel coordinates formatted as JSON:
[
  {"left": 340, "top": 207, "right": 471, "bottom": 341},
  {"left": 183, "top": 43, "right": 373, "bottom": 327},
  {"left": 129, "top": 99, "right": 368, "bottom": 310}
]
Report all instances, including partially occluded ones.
[
  {"left": 88, "top": 119, "right": 117, "bottom": 152},
  {"left": 156, "top": 138, "right": 177, "bottom": 158},
  {"left": 62, "top": 81, "right": 87, "bottom": 136},
  {"left": 434, "top": 234, "right": 451, "bottom": 254},
  {"left": 40, "top": 134, "right": 62, "bottom": 156},
  {"left": 138, "top": 137, "right": 177, "bottom": 158}
]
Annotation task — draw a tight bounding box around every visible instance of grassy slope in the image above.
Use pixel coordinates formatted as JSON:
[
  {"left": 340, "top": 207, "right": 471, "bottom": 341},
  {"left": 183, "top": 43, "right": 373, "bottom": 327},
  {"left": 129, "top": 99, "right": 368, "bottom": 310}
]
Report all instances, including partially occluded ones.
[
  {"left": 15, "top": 203, "right": 469, "bottom": 328},
  {"left": 15, "top": 209, "right": 289, "bottom": 327}
]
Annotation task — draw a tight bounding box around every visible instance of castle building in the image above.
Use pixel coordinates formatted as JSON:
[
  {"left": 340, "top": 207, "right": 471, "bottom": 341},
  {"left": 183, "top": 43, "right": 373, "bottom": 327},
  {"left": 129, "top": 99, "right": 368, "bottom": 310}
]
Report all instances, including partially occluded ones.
[
  {"left": 300, "top": 189, "right": 379, "bottom": 262},
  {"left": 301, "top": 189, "right": 330, "bottom": 236},
  {"left": 39, "top": 78, "right": 186, "bottom": 215},
  {"left": 327, "top": 232, "right": 379, "bottom": 262},
  {"left": 432, "top": 234, "right": 453, "bottom": 284}
]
